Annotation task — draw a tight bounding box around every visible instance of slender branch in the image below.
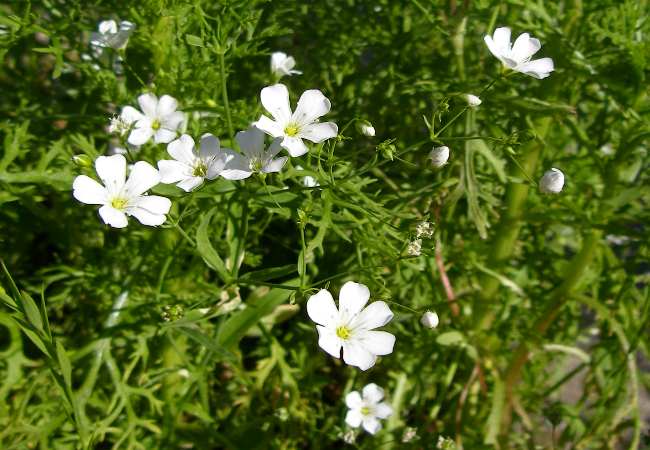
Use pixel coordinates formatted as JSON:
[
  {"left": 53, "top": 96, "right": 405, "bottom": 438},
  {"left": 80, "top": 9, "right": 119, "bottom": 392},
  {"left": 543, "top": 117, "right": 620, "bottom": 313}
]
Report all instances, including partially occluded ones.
[
  {"left": 508, "top": 154, "right": 539, "bottom": 188},
  {"left": 219, "top": 52, "right": 235, "bottom": 146}
]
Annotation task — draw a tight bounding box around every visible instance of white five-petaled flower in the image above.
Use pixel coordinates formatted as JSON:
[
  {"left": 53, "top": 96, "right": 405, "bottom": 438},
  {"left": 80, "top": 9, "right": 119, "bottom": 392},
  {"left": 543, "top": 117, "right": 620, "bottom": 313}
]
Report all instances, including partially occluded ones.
[
  {"left": 429, "top": 146, "right": 450, "bottom": 168},
  {"left": 158, "top": 134, "right": 229, "bottom": 192},
  {"left": 270, "top": 52, "right": 302, "bottom": 78},
  {"left": 345, "top": 383, "right": 394, "bottom": 435},
  {"left": 121, "top": 94, "right": 185, "bottom": 145},
  {"left": 306, "top": 281, "right": 395, "bottom": 371},
  {"left": 253, "top": 84, "right": 338, "bottom": 157},
  {"left": 484, "top": 27, "right": 554, "bottom": 79},
  {"left": 539, "top": 168, "right": 565, "bottom": 194},
  {"left": 90, "top": 20, "right": 135, "bottom": 52},
  {"left": 219, "top": 126, "right": 288, "bottom": 180},
  {"left": 72, "top": 154, "right": 171, "bottom": 228}
]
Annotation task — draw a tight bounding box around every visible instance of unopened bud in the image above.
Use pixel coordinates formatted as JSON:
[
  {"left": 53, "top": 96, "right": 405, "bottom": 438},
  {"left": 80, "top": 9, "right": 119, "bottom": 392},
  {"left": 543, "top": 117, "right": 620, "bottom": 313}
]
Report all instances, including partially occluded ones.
[
  {"left": 109, "top": 115, "right": 132, "bottom": 137},
  {"left": 380, "top": 143, "right": 396, "bottom": 160},
  {"left": 375, "top": 289, "right": 392, "bottom": 301},
  {"left": 503, "top": 146, "right": 516, "bottom": 156},
  {"left": 420, "top": 311, "right": 439, "bottom": 328},
  {"left": 428, "top": 146, "right": 449, "bottom": 168},
  {"left": 72, "top": 154, "right": 93, "bottom": 167},
  {"left": 355, "top": 119, "right": 376, "bottom": 137},
  {"left": 161, "top": 304, "right": 183, "bottom": 322},
  {"left": 455, "top": 93, "right": 482, "bottom": 108},
  {"left": 539, "top": 168, "right": 564, "bottom": 194},
  {"left": 522, "top": 129, "right": 536, "bottom": 141},
  {"left": 296, "top": 204, "right": 311, "bottom": 229}
]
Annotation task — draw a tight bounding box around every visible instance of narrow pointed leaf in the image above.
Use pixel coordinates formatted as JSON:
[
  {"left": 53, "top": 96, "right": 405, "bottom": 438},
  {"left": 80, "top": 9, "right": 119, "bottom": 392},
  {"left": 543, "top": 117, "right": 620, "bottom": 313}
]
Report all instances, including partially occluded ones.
[
  {"left": 196, "top": 206, "right": 229, "bottom": 282},
  {"left": 56, "top": 341, "right": 72, "bottom": 388},
  {"left": 21, "top": 291, "right": 43, "bottom": 332},
  {"left": 176, "top": 326, "right": 237, "bottom": 362}
]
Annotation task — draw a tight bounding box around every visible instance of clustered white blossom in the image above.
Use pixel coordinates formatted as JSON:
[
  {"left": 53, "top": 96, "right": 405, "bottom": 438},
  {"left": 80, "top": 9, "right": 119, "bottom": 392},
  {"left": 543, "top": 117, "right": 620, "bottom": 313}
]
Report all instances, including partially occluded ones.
[
  {"left": 345, "top": 383, "right": 394, "bottom": 434},
  {"left": 405, "top": 239, "right": 422, "bottom": 257},
  {"left": 415, "top": 221, "right": 435, "bottom": 239},
  {"left": 121, "top": 94, "right": 186, "bottom": 145}
]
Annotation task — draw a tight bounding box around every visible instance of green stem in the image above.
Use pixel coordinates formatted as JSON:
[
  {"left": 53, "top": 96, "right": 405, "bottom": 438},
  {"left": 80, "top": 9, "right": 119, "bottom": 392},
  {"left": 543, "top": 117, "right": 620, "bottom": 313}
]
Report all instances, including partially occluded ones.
[
  {"left": 508, "top": 154, "right": 539, "bottom": 188},
  {"left": 120, "top": 56, "right": 147, "bottom": 89},
  {"left": 440, "top": 136, "right": 499, "bottom": 141},
  {"left": 479, "top": 75, "right": 502, "bottom": 97},
  {"left": 382, "top": 299, "right": 423, "bottom": 316},
  {"left": 262, "top": 178, "right": 291, "bottom": 217},
  {"left": 173, "top": 220, "right": 196, "bottom": 248},
  {"left": 434, "top": 109, "right": 466, "bottom": 139},
  {"left": 219, "top": 52, "right": 235, "bottom": 146},
  {"left": 310, "top": 258, "right": 402, "bottom": 288},
  {"left": 231, "top": 189, "right": 249, "bottom": 278},
  {"left": 300, "top": 227, "right": 307, "bottom": 290}
]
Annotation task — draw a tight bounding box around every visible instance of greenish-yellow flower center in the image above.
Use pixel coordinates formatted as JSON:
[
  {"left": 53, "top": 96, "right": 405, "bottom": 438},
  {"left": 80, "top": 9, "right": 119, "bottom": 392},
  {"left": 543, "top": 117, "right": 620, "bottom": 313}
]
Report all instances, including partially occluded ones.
[
  {"left": 110, "top": 197, "right": 127, "bottom": 210},
  {"left": 151, "top": 121, "right": 161, "bottom": 130},
  {"left": 249, "top": 157, "right": 264, "bottom": 172},
  {"left": 284, "top": 125, "right": 299, "bottom": 137},
  {"left": 193, "top": 162, "right": 208, "bottom": 177},
  {"left": 335, "top": 326, "right": 351, "bottom": 340},
  {"left": 361, "top": 407, "right": 371, "bottom": 416}
]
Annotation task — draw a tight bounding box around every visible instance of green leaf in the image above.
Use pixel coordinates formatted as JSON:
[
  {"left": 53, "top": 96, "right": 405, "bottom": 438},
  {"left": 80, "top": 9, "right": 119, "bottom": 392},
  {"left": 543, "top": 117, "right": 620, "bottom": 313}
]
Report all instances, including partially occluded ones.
[
  {"left": 176, "top": 326, "right": 237, "bottom": 362},
  {"left": 297, "top": 250, "right": 305, "bottom": 277},
  {"left": 218, "top": 280, "right": 298, "bottom": 350},
  {"left": 49, "top": 367, "right": 74, "bottom": 410},
  {"left": 21, "top": 291, "right": 43, "bottom": 332},
  {"left": 472, "top": 261, "right": 525, "bottom": 297},
  {"left": 40, "top": 286, "right": 52, "bottom": 341},
  {"left": 0, "top": 289, "right": 18, "bottom": 310},
  {"left": 196, "top": 207, "right": 229, "bottom": 282},
  {"left": 186, "top": 34, "right": 205, "bottom": 47},
  {"left": 180, "top": 402, "right": 215, "bottom": 423},
  {"left": 56, "top": 341, "right": 72, "bottom": 388},
  {"left": 240, "top": 264, "right": 297, "bottom": 282},
  {"left": 1, "top": 260, "right": 22, "bottom": 309},
  {"left": 435, "top": 331, "right": 464, "bottom": 346},
  {"left": 12, "top": 317, "right": 55, "bottom": 358}
]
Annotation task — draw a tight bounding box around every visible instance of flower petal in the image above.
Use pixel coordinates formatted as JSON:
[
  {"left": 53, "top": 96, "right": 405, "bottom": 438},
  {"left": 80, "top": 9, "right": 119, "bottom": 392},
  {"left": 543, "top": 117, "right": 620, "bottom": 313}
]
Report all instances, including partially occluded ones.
[
  {"left": 126, "top": 208, "right": 167, "bottom": 226},
  {"left": 205, "top": 153, "right": 228, "bottom": 180},
  {"left": 362, "top": 416, "right": 382, "bottom": 435},
  {"left": 345, "top": 391, "right": 363, "bottom": 410},
  {"left": 162, "top": 111, "right": 185, "bottom": 132},
  {"left": 153, "top": 128, "right": 178, "bottom": 144},
  {"left": 373, "top": 402, "right": 394, "bottom": 420},
  {"left": 358, "top": 330, "right": 395, "bottom": 357},
  {"left": 265, "top": 137, "right": 284, "bottom": 159},
  {"left": 121, "top": 105, "right": 144, "bottom": 122},
  {"left": 123, "top": 161, "right": 162, "bottom": 197},
  {"left": 236, "top": 127, "right": 265, "bottom": 160},
  {"left": 98, "top": 20, "right": 118, "bottom": 35},
  {"left": 72, "top": 175, "right": 108, "bottom": 205},
  {"left": 113, "top": 21, "right": 135, "bottom": 49},
  {"left": 349, "top": 301, "right": 393, "bottom": 331},
  {"left": 98, "top": 205, "right": 128, "bottom": 228},
  {"left": 342, "top": 339, "right": 376, "bottom": 371},
  {"left": 220, "top": 168, "right": 253, "bottom": 181},
  {"left": 298, "top": 122, "right": 338, "bottom": 143},
  {"left": 260, "top": 156, "right": 287, "bottom": 174},
  {"left": 157, "top": 95, "right": 178, "bottom": 117},
  {"left": 158, "top": 160, "right": 189, "bottom": 184},
  {"left": 516, "top": 57, "right": 554, "bottom": 79},
  {"left": 510, "top": 33, "right": 541, "bottom": 64},
  {"left": 137, "top": 93, "right": 159, "bottom": 119},
  {"left": 176, "top": 176, "right": 204, "bottom": 192},
  {"left": 127, "top": 127, "right": 153, "bottom": 145},
  {"left": 280, "top": 136, "right": 309, "bottom": 157},
  {"left": 260, "top": 83, "right": 292, "bottom": 125},
  {"left": 307, "top": 289, "right": 339, "bottom": 328},
  {"left": 316, "top": 325, "right": 343, "bottom": 358},
  {"left": 492, "top": 27, "right": 512, "bottom": 54},
  {"left": 254, "top": 116, "right": 285, "bottom": 139},
  {"left": 129, "top": 195, "right": 172, "bottom": 216},
  {"left": 338, "top": 281, "right": 370, "bottom": 322},
  {"left": 199, "top": 133, "right": 221, "bottom": 159},
  {"left": 220, "top": 150, "right": 253, "bottom": 180},
  {"left": 167, "top": 135, "right": 197, "bottom": 165},
  {"left": 292, "top": 89, "right": 331, "bottom": 128},
  {"left": 362, "top": 383, "right": 385, "bottom": 404},
  {"left": 345, "top": 410, "right": 363, "bottom": 428},
  {"left": 95, "top": 154, "right": 126, "bottom": 196}
]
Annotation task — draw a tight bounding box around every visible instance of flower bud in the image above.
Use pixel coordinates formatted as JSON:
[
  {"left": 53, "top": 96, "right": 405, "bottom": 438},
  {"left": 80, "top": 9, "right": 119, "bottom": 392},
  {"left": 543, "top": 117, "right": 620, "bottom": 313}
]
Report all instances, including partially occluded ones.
[
  {"left": 428, "top": 146, "right": 449, "bottom": 168},
  {"left": 109, "top": 115, "right": 132, "bottom": 137},
  {"left": 403, "top": 239, "right": 422, "bottom": 257},
  {"left": 72, "top": 154, "right": 93, "bottom": 167},
  {"left": 355, "top": 119, "right": 376, "bottom": 137},
  {"left": 455, "top": 94, "right": 482, "bottom": 108},
  {"left": 539, "top": 168, "right": 564, "bottom": 194},
  {"left": 522, "top": 129, "right": 536, "bottom": 141},
  {"left": 161, "top": 304, "right": 183, "bottom": 322},
  {"left": 375, "top": 289, "right": 392, "bottom": 301},
  {"left": 503, "top": 146, "right": 517, "bottom": 156},
  {"left": 420, "top": 311, "right": 439, "bottom": 329},
  {"left": 379, "top": 143, "right": 396, "bottom": 160}
]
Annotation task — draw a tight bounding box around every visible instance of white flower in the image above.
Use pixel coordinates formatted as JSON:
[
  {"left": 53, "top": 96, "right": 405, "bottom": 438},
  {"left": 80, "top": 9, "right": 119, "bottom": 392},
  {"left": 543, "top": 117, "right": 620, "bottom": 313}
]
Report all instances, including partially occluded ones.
[
  {"left": 109, "top": 115, "right": 132, "bottom": 137},
  {"left": 415, "top": 221, "right": 434, "bottom": 239},
  {"left": 270, "top": 52, "right": 302, "bottom": 78},
  {"left": 344, "top": 383, "right": 394, "bottom": 435},
  {"left": 253, "top": 84, "right": 338, "bottom": 157},
  {"left": 539, "top": 168, "right": 564, "bottom": 194},
  {"left": 306, "top": 281, "right": 395, "bottom": 371},
  {"left": 465, "top": 94, "right": 482, "bottom": 108},
  {"left": 484, "top": 27, "right": 554, "bottom": 79},
  {"left": 429, "top": 146, "right": 450, "bottom": 168},
  {"left": 402, "top": 427, "right": 420, "bottom": 443},
  {"left": 218, "top": 127, "right": 288, "bottom": 180},
  {"left": 420, "top": 311, "right": 439, "bottom": 329},
  {"left": 72, "top": 154, "right": 171, "bottom": 228},
  {"left": 121, "top": 94, "right": 185, "bottom": 145},
  {"left": 90, "top": 20, "right": 135, "bottom": 51},
  {"left": 405, "top": 240, "right": 422, "bottom": 257},
  {"left": 158, "top": 134, "right": 229, "bottom": 192},
  {"left": 340, "top": 430, "right": 356, "bottom": 444}
]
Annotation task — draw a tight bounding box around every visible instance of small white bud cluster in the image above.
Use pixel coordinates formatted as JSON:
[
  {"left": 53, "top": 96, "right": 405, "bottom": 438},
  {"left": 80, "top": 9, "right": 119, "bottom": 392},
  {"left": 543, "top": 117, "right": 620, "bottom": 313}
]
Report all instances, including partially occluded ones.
[
  {"left": 420, "top": 311, "right": 439, "bottom": 329},
  {"left": 402, "top": 427, "right": 420, "bottom": 443},
  {"left": 415, "top": 221, "right": 434, "bottom": 239},
  {"left": 539, "top": 168, "right": 564, "bottom": 194},
  {"left": 405, "top": 240, "right": 422, "bottom": 257},
  {"left": 340, "top": 430, "right": 356, "bottom": 444},
  {"left": 109, "top": 115, "right": 132, "bottom": 137},
  {"left": 437, "top": 436, "right": 457, "bottom": 449},
  {"left": 428, "top": 146, "right": 450, "bottom": 168}
]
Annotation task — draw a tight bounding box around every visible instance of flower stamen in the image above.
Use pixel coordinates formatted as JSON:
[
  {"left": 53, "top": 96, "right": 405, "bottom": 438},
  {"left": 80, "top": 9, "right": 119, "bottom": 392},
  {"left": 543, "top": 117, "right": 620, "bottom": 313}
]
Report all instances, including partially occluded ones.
[
  {"left": 336, "top": 326, "right": 351, "bottom": 340},
  {"left": 284, "top": 125, "right": 299, "bottom": 137}
]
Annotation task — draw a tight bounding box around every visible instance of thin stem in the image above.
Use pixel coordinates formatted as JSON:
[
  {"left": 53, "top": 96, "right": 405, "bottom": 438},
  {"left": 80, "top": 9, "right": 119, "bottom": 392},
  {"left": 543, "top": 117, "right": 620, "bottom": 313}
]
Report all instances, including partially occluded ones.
[
  {"left": 300, "top": 227, "right": 307, "bottom": 290},
  {"left": 440, "top": 136, "right": 499, "bottom": 141},
  {"left": 508, "top": 154, "right": 539, "bottom": 188},
  {"left": 310, "top": 258, "right": 402, "bottom": 287},
  {"left": 173, "top": 220, "right": 196, "bottom": 248},
  {"left": 434, "top": 109, "right": 466, "bottom": 138},
  {"left": 120, "top": 56, "right": 147, "bottom": 89},
  {"left": 382, "top": 299, "right": 423, "bottom": 316},
  {"left": 262, "top": 178, "right": 291, "bottom": 217},
  {"left": 480, "top": 75, "right": 502, "bottom": 97},
  {"left": 219, "top": 52, "right": 235, "bottom": 146}
]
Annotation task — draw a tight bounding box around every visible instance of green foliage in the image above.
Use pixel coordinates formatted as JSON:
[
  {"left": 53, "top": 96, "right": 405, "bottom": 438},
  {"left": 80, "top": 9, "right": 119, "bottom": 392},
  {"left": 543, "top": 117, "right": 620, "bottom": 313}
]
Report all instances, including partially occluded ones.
[{"left": 1, "top": 0, "right": 650, "bottom": 449}]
